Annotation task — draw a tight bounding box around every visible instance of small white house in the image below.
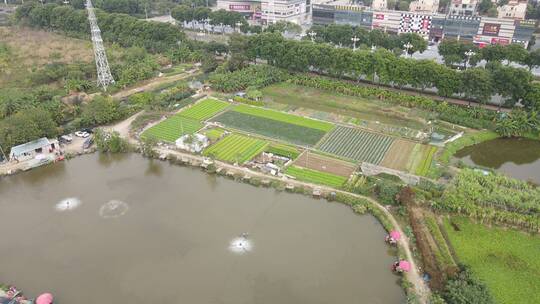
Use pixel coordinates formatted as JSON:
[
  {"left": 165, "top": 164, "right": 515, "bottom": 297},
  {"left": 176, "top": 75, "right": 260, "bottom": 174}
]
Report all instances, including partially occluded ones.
[
  {"left": 9, "top": 137, "right": 59, "bottom": 162},
  {"left": 175, "top": 133, "right": 209, "bottom": 153}
]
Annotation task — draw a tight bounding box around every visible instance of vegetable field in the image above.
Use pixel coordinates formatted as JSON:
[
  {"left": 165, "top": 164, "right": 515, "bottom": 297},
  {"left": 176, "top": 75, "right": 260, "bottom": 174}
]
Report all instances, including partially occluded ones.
[
  {"left": 380, "top": 140, "right": 417, "bottom": 171},
  {"left": 203, "top": 134, "right": 267, "bottom": 163},
  {"left": 285, "top": 165, "right": 348, "bottom": 188},
  {"left": 179, "top": 98, "right": 229, "bottom": 120},
  {"left": 317, "top": 126, "right": 394, "bottom": 164},
  {"left": 233, "top": 105, "right": 334, "bottom": 132},
  {"left": 265, "top": 143, "right": 301, "bottom": 159},
  {"left": 141, "top": 115, "right": 202, "bottom": 142},
  {"left": 444, "top": 217, "right": 540, "bottom": 304},
  {"left": 294, "top": 151, "right": 357, "bottom": 177},
  {"left": 211, "top": 111, "right": 327, "bottom": 146}
]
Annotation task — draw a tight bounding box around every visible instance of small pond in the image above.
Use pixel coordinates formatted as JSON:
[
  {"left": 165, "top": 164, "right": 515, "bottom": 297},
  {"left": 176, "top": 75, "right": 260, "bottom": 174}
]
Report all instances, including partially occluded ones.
[{"left": 454, "top": 137, "right": 540, "bottom": 184}]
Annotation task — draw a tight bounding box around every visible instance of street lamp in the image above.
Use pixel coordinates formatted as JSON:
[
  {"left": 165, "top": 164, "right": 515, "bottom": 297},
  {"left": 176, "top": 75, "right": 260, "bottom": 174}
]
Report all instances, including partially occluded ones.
[
  {"left": 403, "top": 42, "right": 413, "bottom": 57},
  {"left": 464, "top": 49, "right": 475, "bottom": 69},
  {"left": 308, "top": 31, "right": 317, "bottom": 43},
  {"left": 351, "top": 35, "right": 360, "bottom": 51}
]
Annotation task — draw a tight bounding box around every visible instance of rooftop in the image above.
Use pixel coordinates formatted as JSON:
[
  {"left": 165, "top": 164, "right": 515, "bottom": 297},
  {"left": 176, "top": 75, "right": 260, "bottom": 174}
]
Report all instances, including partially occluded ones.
[{"left": 10, "top": 137, "right": 51, "bottom": 157}]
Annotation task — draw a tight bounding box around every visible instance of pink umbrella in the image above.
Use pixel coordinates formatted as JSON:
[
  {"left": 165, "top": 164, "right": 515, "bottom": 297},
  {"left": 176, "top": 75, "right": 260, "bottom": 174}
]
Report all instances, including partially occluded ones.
[
  {"left": 398, "top": 260, "right": 411, "bottom": 272},
  {"left": 36, "top": 293, "right": 54, "bottom": 304},
  {"left": 389, "top": 230, "right": 401, "bottom": 241}
]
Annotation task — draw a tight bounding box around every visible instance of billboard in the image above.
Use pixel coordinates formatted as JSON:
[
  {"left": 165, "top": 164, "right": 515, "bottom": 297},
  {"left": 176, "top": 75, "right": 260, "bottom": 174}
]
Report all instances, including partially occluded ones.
[
  {"left": 482, "top": 23, "right": 501, "bottom": 36},
  {"left": 399, "top": 14, "right": 432, "bottom": 37},
  {"left": 229, "top": 4, "right": 250, "bottom": 10}
]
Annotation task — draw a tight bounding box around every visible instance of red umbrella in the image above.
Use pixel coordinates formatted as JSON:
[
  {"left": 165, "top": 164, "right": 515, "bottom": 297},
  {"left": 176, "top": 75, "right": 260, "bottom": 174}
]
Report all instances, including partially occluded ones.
[
  {"left": 398, "top": 260, "right": 411, "bottom": 272},
  {"left": 389, "top": 230, "right": 401, "bottom": 240},
  {"left": 36, "top": 293, "right": 54, "bottom": 304}
]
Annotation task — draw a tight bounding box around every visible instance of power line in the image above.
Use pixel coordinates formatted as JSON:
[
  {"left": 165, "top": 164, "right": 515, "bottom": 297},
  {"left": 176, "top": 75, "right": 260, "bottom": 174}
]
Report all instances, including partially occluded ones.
[{"left": 86, "top": 0, "right": 115, "bottom": 91}]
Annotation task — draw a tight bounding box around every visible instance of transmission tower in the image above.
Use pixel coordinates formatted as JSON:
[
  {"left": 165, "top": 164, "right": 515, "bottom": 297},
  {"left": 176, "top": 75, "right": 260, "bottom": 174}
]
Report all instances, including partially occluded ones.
[{"left": 86, "top": 0, "right": 115, "bottom": 91}]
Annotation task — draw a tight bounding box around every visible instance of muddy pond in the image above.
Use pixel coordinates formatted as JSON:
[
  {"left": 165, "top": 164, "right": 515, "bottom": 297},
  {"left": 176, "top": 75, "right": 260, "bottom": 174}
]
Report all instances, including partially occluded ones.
[
  {"left": 455, "top": 137, "right": 540, "bottom": 184},
  {"left": 0, "top": 154, "right": 404, "bottom": 304}
]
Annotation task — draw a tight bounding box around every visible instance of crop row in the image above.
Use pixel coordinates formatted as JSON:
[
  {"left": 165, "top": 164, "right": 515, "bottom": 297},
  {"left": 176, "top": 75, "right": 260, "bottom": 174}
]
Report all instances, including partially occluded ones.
[
  {"left": 285, "top": 165, "right": 348, "bottom": 188},
  {"left": 142, "top": 115, "right": 203, "bottom": 142},
  {"left": 265, "top": 143, "right": 301, "bottom": 159},
  {"left": 203, "top": 134, "right": 267, "bottom": 163},
  {"left": 211, "top": 111, "right": 326, "bottom": 146},
  {"left": 233, "top": 105, "right": 334, "bottom": 132},
  {"left": 318, "top": 126, "right": 394, "bottom": 164},
  {"left": 179, "top": 98, "right": 229, "bottom": 120}
]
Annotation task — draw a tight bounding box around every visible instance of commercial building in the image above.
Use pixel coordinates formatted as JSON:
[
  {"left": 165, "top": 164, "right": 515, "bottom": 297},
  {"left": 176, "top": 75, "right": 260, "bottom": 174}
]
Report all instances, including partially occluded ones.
[
  {"left": 497, "top": 0, "right": 527, "bottom": 20},
  {"left": 449, "top": 0, "right": 478, "bottom": 16},
  {"left": 217, "top": 0, "right": 262, "bottom": 20},
  {"left": 409, "top": 0, "right": 440, "bottom": 13},
  {"left": 312, "top": 4, "right": 535, "bottom": 47}
]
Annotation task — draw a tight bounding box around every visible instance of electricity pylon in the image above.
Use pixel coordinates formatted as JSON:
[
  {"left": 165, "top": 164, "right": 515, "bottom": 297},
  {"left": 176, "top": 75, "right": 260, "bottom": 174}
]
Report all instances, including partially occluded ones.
[{"left": 86, "top": 0, "right": 115, "bottom": 91}]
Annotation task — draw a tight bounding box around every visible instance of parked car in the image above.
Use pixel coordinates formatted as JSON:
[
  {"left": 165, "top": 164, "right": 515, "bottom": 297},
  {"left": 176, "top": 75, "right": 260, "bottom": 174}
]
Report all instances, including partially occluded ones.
[
  {"left": 81, "top": 128, "right": 94, "bottom": 134},
  {"left": 59, "top": 135, "right": 73, "bottom": 144},
  {"left": 75, "top": 131, "right": 90, "bottom": 138},
  {"left": 83, "top": 138, "right": 94, "bottom": 150}
]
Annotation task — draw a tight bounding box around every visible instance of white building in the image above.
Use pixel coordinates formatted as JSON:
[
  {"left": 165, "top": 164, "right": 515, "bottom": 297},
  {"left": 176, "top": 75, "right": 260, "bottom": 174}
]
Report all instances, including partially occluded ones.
[
  {"left": 409, "top": 0, "right": 440, "bottom": 13},
  {"left": 261, "top": 0, "right": 310, "bottom": 24},
  {"left": 449, "top": 0, "right": 478, "bottom": 16},
  {"left": 371, "top": 0, "right": 387, "bottom": 11},
  {"left": 497, "top": 0, "right": 527, "bottom": 20},
  {"left": 9, "top": 137, "right": 59, "bottom": 162}
]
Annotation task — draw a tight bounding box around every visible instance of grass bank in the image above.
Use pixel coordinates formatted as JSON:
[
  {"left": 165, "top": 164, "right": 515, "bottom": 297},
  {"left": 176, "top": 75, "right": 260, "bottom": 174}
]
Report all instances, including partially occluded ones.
[{"left": 439, "top": 131, "right": 499, "bottom": 165}]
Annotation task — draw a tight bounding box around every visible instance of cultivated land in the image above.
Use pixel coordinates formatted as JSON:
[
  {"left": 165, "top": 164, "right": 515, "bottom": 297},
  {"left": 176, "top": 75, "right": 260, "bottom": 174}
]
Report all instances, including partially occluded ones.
[
  {"left": 381, "top": 139, "right": 417, "bottom": 171},
  {"left": 285, "top": 165, "right": 349, "bottom": 188},
  {"left": 211, "top": 110, "right": 327, "bottom": 147},
  {"left": 203, "top": 133, "right": 268, "bottom": 163},
  {"left": 317, "top": 126, "right": 394, "bottom": 164},
  {"left": 233, "top": 104, "right": 335, "bottom": 132},
  {"left": 262, "top": 83, "right": 428, "bottom": 131},
  {"left": 444, "top": 217, "right": 540, "bottom": 304},
  {"left": 0, "top": 27, "right": 94, "bottom": 88},
  {"left": 265, "top": 143, "right": 301, "bottom": 159},
  {"left": 407, "top": 144, "right": 438, "bottom": 176},
  {"left": 179, "top": 98, "right": 229, "bottom": 120},
  {"left": 294, "top": 151, "right": 357, "bottom": 177},
  {"left": 141, "top": 115, "right": 202, "bottom": 142}
]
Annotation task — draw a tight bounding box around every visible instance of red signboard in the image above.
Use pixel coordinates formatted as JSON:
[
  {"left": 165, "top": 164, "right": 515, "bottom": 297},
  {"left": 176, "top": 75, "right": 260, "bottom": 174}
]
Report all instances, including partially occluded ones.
[
  {"left": 491, "top": 37, "right": 510, "bottom": 45},
  {"left": 229, "top": 4, "right": 250, "bottom": 10},
  {"left": 482, "top": 23, "right": 501, "bottom": 36},
  {"left": 375, "top": 14, "right": 385, "bottom": 20}
]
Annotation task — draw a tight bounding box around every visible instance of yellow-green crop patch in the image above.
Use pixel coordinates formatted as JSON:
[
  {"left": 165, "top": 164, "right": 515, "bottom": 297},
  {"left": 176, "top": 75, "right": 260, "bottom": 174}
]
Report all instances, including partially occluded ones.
[
  {"left": 285, "top": 165, "right": 348, "bottom": 188},
  {"left": 203, "top": 133, "right": 268, "bottom": 164},
  {"left": 233, "top": 105, "right": 334, "bottom": 132},
  {"left": 179, "top": 98, "right": 229, "bottom": 120},
  {"left": 141, "top": 115, "right": 203, "bottom": 142}
]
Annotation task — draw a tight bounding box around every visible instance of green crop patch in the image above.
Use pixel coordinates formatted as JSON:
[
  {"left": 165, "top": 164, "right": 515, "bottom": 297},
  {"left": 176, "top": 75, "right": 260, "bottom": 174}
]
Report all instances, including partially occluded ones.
[
  {"left": 211, "top": 111, "right": 327, "bottom": 147},
  {"left": 179, "top": 98, "right": 229, "bottom": 120},
  {"left": 285, "top": 165, "right": 348, "bottom": 188},
  {"left": 233, "top": 105, "right": 334, "bottom": 132},
  {"left": 141, "top": 115, "right": 203, "bottom": 142},
  {"left": 444, "top": 217, "right": 540, "bottom": 304},
  {"left": 203, "top": 133, "right": 268, "bottom": 164},
  {"left": 317, "top": 126, "right": 394, "bottom": 164},
  {"left": 265, "top": 143, "right": 301, "bottom": 159}
]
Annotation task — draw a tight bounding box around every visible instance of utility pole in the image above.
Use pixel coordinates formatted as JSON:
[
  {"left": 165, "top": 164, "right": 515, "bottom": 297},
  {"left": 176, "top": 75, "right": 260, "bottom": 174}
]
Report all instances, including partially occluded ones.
[
  {"left": 351, "top": 35, "right": 359, "bottom": 51},
  {"left": 86, "top": 0, "right": 115, "bottom": 91},
  {"left": 0, "top": 143, "right": 7, "bottom": 163}
]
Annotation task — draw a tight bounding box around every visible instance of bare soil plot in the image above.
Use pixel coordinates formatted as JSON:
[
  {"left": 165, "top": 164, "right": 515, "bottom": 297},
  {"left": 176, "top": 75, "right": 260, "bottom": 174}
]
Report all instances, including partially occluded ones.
[
  {"left": 380, "top": 139, "right": 417, "bottom": 171},
  {"left": 294, "top": 151, "right": 357, "bottom": 177}
]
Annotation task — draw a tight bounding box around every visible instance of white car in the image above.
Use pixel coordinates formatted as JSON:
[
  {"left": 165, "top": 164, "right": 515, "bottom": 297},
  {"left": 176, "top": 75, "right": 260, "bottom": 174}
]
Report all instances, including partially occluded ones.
[{"left": 75, "top": 131, "right": 90, "bottom": 138}]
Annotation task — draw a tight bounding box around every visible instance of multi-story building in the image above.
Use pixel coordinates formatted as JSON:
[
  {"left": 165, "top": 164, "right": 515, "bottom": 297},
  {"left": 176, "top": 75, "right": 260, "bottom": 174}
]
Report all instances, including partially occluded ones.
[
  {"left": 216, "top": 0, "right": 311, "bottom": 24},
  {"left": 371, "top": 0, "right": 387, "bottom": 11},
  {"left": 409, "top": 0, "right": 440, "bottom": 13},
  {"left": 449, "top": 0, "right": 478, "bottom": 16},
  {"left": 497, "top": 0, "right": 527, "bottom": 20}
]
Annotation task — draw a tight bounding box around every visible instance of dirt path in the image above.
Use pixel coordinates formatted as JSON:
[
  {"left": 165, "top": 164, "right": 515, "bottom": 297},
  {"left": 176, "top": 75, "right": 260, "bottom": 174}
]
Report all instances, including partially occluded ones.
[
  {"left": 111, "top": 69, "right": 199, "bottom": 100},
  {"left": 102, "top": 111, "right": 144, "bottom": 140},
  {"left": 154, "top": 146, "right": 430, "bottom": 303}
]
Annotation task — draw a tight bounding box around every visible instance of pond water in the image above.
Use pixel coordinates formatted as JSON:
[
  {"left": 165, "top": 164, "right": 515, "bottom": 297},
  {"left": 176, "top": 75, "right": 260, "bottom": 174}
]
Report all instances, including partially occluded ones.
[
  {"left": 455, "top": 138, "right": 540, "bottom": 184},
  {"left": 0, "top": 154, "right": 404, "bottom": 304}
]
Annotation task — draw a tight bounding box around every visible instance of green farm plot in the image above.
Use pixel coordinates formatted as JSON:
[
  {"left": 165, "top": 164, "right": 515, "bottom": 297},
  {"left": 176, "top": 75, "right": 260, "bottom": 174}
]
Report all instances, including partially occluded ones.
[
  {"left": 285, "top": 165, "right": 348, "bottom": 188},
  {"left": 444, "top": 217, "right": 540, "bottom": 304},
  {"left": 142, "top": 115, "right": 203, "bottom": 142},
  {"left": 179, "top": 98, "right": 229, "bottom": 120},
  {"left": 407, "top": 144, "right": 438, "bottom": 175},
  {"left": 211, "top": 111, "right": 327, "bottom": 147},
  {"left": 265, "top": 143, "right": 301, "bottom": 159},
  {"left": 317, "top": 126, "right": 394, "bottom": 164},
  {"left": 203, "top": 128, "right": 226, "bottom": 141},
  {"left": 233, "top": 105, "right": 334, "bottom": 132},
  {"left": 203, "top": 134, "right": 268, "bottom": 163}
]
